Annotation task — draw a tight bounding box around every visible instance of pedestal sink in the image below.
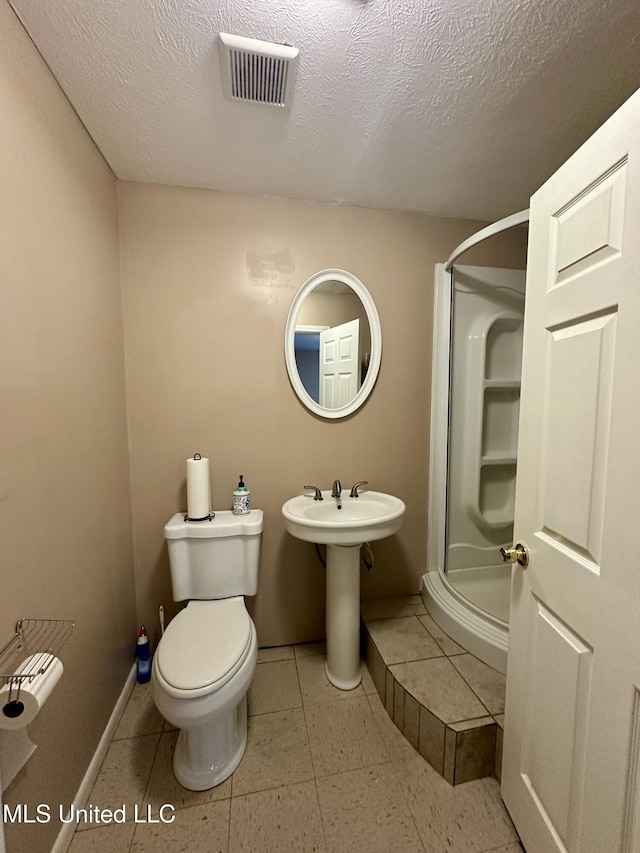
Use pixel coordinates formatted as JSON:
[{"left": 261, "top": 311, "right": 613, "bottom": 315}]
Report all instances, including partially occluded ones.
[{"left": 282, "top": 490, "right": 405, "bottom": 690}]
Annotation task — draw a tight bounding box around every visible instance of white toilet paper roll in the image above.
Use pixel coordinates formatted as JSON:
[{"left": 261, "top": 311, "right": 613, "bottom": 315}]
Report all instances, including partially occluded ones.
[
  {"left": 0, "top": 655, "right": 63, "bottom": 731},
  {"left": 186, "top": 455, "right": 211, "bottom": 520}
]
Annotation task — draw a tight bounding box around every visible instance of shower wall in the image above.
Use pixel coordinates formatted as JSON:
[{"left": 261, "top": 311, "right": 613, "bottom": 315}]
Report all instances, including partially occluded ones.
[{"left": 446, "top": 265, "right": 525, "bottom": 583}]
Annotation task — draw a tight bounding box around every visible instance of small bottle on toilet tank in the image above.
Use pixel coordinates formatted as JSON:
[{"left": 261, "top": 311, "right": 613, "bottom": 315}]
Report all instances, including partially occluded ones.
[{"left": 233, "top": 475, "right": 251, "bottom": 515}]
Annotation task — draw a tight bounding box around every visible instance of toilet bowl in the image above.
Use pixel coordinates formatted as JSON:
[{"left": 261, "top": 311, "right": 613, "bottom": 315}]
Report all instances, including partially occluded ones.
[
  {"left": 151, "top": 510, "right": 263, "bottom": 790},
  {"left": 152, "top": 598, "right": 258, "bottom": 790}
]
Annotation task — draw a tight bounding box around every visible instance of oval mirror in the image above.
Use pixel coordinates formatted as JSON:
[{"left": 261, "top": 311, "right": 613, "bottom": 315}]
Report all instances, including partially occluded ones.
[{"left": 284, "top": 269, "right": 382, "bottom": 419}]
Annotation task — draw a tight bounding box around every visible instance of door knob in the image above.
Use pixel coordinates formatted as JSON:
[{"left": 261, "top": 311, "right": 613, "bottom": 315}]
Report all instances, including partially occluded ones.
[{"left": 500, "top": 543, "right": 530, "bottom": 567}]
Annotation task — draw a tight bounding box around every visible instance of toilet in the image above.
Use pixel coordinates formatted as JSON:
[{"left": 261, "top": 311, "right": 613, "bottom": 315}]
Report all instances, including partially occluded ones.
[{"left": 152, "top": 509, "right": 263, "bottom": 791}]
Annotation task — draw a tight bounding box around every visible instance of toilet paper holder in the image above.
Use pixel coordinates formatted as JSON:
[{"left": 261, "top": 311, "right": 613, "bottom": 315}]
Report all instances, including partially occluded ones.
[{"left": 0, "top": 618, "right": 75, "bottom": 703}]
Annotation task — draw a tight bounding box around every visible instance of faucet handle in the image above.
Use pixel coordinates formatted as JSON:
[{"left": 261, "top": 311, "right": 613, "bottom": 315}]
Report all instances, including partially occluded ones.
[
  {"left": 349, "top": 481, "right": 369, "bottom": 498},
  {"left": 304, "top": 485, "right": 323, "bottom": 501}
]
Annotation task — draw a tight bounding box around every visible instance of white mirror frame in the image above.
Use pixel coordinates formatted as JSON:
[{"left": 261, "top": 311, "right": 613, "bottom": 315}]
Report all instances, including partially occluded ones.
[{"left": 284, "top": 269, "right": 382, "bottom": 419}]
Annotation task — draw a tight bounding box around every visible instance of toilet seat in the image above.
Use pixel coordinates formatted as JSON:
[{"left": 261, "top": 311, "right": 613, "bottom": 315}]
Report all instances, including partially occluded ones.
[{"left": 155, "top": 598, "right": 252, "bottom": 697}]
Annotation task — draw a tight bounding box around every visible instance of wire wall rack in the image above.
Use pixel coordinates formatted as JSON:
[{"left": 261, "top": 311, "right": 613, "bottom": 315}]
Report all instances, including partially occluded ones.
[{"left": 0, "top": 618, "right": 75, "bottom": 689}]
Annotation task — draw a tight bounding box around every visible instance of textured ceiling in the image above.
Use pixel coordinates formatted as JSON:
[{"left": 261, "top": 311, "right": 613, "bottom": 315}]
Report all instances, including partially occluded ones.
[{"left": 9, "top": 0, "right": 640, "bottom": 220}]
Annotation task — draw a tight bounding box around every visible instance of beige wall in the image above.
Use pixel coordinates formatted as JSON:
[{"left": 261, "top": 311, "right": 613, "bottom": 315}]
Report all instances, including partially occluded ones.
[
  {"left": 119, "top": 182, "right": 526, "bottom": 648},
  {"left": 0, "top": 4, "right": 135, "bottom": 851}
]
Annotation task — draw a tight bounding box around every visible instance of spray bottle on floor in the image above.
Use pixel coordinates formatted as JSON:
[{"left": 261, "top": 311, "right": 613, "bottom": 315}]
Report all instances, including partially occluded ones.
[{"left": 136, "top": 626, "right": 151, "bottom": 684}]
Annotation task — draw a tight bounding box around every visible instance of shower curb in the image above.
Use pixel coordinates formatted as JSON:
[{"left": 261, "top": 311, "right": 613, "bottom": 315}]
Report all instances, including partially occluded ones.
[{"left": 361, "top": 610, "right": 503, "bottom": 785}]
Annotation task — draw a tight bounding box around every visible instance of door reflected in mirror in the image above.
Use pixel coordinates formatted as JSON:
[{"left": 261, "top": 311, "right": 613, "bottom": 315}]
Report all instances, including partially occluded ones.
[
  {"left": 293, "top": 281, "right": 372, "bottom": 407},
  {"left": 285, "top": 270, "right": 381, "bottom": 419}
]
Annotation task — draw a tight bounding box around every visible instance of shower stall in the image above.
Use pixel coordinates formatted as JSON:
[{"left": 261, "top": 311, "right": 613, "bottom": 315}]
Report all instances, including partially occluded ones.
[{"left": 421, "top": 212, "right": 528, "bottom": 674}]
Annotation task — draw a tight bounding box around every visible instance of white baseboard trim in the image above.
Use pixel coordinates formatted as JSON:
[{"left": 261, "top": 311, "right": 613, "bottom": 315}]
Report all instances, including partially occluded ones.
[{"left": 51, "top": 664, "right": 136, "bottom": 853}]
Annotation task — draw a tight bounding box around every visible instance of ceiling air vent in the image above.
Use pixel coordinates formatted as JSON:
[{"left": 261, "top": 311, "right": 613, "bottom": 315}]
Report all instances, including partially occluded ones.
[{"left": 219, "top": 32, "right": 299, "bottom": 109}]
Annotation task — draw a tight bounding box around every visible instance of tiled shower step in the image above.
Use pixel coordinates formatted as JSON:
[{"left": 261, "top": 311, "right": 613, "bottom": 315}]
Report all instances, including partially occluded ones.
[{"left": 361, "top": 595, "right": 506, "bottom": 785}]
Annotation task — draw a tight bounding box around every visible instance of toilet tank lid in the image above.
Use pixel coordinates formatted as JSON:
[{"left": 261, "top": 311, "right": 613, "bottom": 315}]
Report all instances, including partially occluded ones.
[{"left": 164, "top": 509, "right": 263, "bottom": 539}]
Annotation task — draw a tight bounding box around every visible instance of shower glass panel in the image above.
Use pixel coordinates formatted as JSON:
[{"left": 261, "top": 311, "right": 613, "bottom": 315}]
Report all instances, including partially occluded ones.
[{"left": 444, "top": 265, "right": 525, "bottom": 621}]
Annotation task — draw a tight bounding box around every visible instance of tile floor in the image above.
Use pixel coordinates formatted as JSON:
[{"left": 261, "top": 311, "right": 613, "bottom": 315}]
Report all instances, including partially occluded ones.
[
  {"left": 68, "top": 642, "right": 522, "bottom": 853},
  {"left": 361, "top": 595, "right": 507, "bottom": 785}
]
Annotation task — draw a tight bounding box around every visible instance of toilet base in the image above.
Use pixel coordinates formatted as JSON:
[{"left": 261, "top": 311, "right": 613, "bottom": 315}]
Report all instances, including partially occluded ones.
[
  {"left": 173, "top": 693, "right": 249, "bottom": 791},
  {"left": 152, "top": 618, "right": 258, "bottom": 792}
]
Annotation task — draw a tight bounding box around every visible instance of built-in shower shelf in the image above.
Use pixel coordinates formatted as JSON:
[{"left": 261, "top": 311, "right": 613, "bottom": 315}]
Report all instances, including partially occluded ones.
[
  {"left": 481, "top": 455, "right": 517, "bottom": 466},
  {"left": 484, "top": 379, "right": 520, "bottom": 389},
  {"left": 468, "top": 318, "right": 522, "bottom": 531}
]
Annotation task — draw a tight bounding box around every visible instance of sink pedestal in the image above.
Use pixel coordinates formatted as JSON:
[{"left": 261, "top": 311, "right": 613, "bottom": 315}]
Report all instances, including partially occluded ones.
[
  {"left": 325, "top": 543, "right": 362, "bottom": 690},
  {"left": 281, "top": 489, "right": 406, "bottom": 691}
]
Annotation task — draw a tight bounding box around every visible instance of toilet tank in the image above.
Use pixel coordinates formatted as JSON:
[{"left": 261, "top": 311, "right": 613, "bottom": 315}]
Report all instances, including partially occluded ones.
[{"left": 164, "top": 510, "right": 263, "bottom": 601}]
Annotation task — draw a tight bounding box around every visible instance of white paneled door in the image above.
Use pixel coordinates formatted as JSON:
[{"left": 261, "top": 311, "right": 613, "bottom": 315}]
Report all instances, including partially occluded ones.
[
  {"left": 502, "top": 89, "right": 640, "bottom": 852},
  {"left": 319, "top": 318, "right": 360, "bottom": 409}
]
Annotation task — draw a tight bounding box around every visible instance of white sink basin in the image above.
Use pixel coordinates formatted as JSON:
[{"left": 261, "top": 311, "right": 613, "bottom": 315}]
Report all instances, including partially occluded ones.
[{"left": 282, "top": 490, "right": 405, "bottom": 546}]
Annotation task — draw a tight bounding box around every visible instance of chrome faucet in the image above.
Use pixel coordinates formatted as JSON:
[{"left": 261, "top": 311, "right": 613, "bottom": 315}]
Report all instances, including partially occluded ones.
[
  {"left": 331, "top": 480, "right": 342, "bottom": 498},
  {"left": 349, "top": 481, "right": 369, "bottom": 498}
]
